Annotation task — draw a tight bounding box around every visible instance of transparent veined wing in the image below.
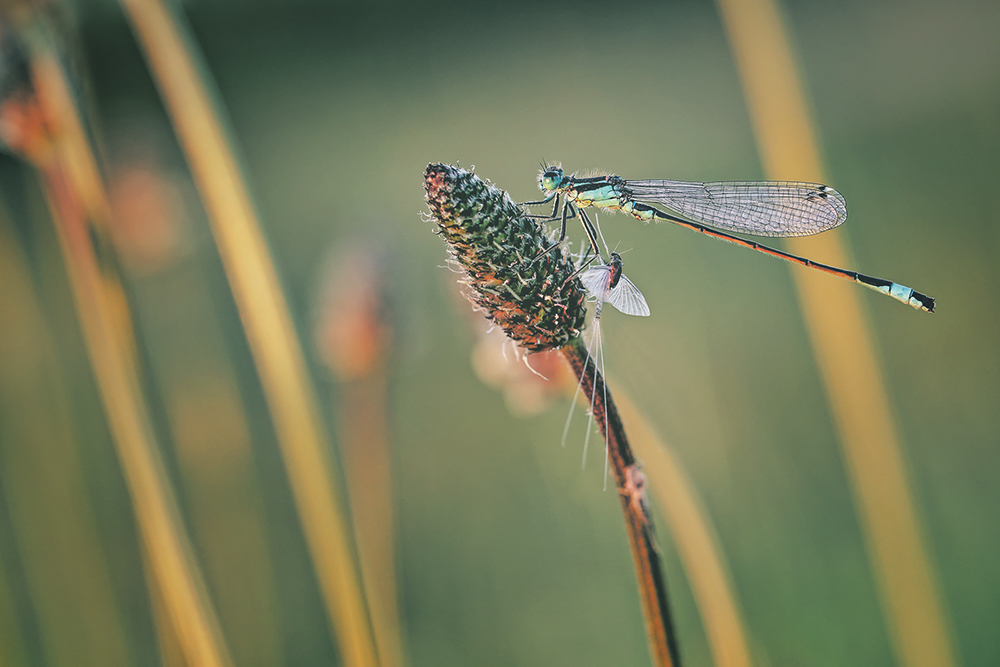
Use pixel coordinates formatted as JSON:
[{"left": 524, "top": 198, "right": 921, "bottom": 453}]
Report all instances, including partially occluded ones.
[
  {"left": 580, "top": 264, "right": 650, "bottom": 317},
  {"left": 580, "top": 264, "right": 613, "bottom": 304},
  {"left": 607, "top": 275, "right": 650, "bottom": 317},
  {"left": 625, "top": 179, "right": 847, "bottom": 237}
]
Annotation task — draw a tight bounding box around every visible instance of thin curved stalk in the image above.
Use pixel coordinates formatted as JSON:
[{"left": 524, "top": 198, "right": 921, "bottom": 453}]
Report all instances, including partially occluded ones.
[
  {"left": 42, "top": 159, "right": 234, "bottom": 667},
  {"left": 715, "top": 1, "right": 957, "bottom": 666},
  {"left": 561, "top": 337, "right": 682, "bottom": 667},
  {"left": 117, "top": 2, "right": 378, "bottom": 665},
  {"left": 318, "top": 246, "right": 405, "bottom": 667},
  {"left": 0, "top": 201, "right": 129, "bottom": 667},
  {"left": 336, "top": 370, "right": 404, "bottom": 667},
  {"left": 18, "top": 28, "right": 234, "bottom": 667}
]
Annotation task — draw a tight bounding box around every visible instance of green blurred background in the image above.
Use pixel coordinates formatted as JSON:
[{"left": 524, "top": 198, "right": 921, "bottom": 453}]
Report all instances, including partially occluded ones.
[{"left": 1, "top": 0, "right": 998, "bottom": 665}]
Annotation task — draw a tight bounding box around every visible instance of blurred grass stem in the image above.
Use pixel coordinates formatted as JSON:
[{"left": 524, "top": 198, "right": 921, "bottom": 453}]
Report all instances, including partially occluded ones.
[
  {"left": 41, "top": 152, "right": 233, "bottom": 667},
  {"left": 715, "top": 1, "right": 958, "bottom": 666},
  {"left": 0, "top": 203, "right": 129, "bottom": 667},
  {"left": 23, "top": 29, "right": 234, "bottom": 667},
  {"left": 317, "top": 245, "right": 404, "bottom": 667},
  {"left": 561, "top": 337, "right": 681, "bottom": 667},
  {"left": 118, "top": 1, "right": 379, "bottom": 664},
  {"left": 337, "top": 370, "right": 404, "bottom": 667}
]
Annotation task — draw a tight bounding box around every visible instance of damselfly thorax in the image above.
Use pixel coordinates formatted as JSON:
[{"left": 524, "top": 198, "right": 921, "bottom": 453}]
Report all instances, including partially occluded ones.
[{"left": 559, "top": 175, "right": 659, "bottom": 223}]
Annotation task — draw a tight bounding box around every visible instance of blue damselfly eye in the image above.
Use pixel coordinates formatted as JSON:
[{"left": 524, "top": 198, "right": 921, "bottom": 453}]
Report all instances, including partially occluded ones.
[{"left": 539, "top": 168, "right": 564, "bottom": 191}]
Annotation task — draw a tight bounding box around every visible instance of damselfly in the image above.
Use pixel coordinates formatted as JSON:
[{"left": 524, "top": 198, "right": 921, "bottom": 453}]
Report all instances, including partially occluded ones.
[{"left": 522, "top": 165, "right": 935, "bottom": 313}]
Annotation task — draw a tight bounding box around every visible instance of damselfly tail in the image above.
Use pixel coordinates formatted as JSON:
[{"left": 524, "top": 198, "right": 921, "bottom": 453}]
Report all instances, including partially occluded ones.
[
  {"left": 855, "top": 274, "right": 935, "bottom": 312},
  {"left": 651, "top": 209, "right": 935, "bottom": 312}
]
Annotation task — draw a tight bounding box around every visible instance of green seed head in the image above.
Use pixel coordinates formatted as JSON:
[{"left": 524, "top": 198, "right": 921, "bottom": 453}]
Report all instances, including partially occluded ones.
[{"left": 424, "top": 163, "right": 586, "bottom": 352}]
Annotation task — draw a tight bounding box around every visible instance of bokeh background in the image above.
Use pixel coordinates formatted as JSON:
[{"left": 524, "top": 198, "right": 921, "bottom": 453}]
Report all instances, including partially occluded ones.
[{"left": 0, "top": 0, "right": 998, "bottom": 666}]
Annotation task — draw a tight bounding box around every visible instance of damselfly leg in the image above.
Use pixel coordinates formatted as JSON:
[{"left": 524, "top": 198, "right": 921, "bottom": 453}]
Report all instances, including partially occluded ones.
[
  {"left": 526, "top": 198, "right": 607, "bottom": 264},
  {"left": 520, "top": 191, "right": 559, "bottom": 218}
]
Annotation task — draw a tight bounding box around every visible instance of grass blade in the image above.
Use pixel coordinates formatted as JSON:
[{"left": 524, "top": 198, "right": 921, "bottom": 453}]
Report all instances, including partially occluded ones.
[
  {"left": 316, "top": 246, "right": 406, "bottom": 667},
  {"left": 715, "top": 1, "right": 958, "bottom": 665},
  {"left": 117, "top": 2, "right": 378, "bottom": 664},
  {"left": 0, "top": 200, "right": 130, "bottom": 667},
  {"left": 8, "top": 18, "right": 235, "bottom": 666}
]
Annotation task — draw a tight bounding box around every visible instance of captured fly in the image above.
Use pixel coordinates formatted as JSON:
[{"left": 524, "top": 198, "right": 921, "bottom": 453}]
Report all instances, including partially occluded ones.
[{"left": 580, "top": 251, "right": 650, "bottom": 320}]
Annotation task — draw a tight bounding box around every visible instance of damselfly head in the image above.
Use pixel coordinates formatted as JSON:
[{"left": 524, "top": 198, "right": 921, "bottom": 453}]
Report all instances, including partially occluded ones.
[{"left": 538, "top": 165, "right": 565, "bottom": 192}]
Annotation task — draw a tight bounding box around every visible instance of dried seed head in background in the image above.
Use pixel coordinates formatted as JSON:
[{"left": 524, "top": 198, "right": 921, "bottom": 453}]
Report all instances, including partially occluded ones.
[
  {"left": 314, "top": 242, "right": 393, "bottom": 381},
  {"left": 424, "top": 163, "right": 586, "bottom": 352},
  {"left": 0, "top": 22, "right": 52, "bottom": 162}
]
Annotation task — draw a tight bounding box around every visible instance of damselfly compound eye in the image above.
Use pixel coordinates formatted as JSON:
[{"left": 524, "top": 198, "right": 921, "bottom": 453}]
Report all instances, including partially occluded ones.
[{"left": 539, "top": 167, "right": 564, "bottom": 191}]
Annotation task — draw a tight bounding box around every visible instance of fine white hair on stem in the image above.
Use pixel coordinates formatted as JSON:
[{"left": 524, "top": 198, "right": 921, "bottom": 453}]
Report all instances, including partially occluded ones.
[
  {"left": 561, "top": 307, "right": 601, "bottom": 450},
  {"left": 600, "top": 321, "right": 610, "bottom": 491},
  {"left": 579, "top": 307, "right": 603, "bottom": 468},
  {"left": 521, "top": 354, "right": 549, "bottom": 380}
]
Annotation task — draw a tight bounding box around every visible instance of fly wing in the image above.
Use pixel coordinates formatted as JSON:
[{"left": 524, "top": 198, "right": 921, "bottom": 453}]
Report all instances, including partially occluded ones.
[
  {"left": 580, "top": 264, "right": 612, "bottom": 303},
  {"left": 625, "top": 179, "right": 847, "bottom": 237},
  {"left": 607, "top": 274, "right": 650, "bottom": 317}
]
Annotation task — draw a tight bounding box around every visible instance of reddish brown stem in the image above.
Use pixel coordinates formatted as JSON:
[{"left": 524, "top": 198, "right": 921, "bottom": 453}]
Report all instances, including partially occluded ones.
[{"left": 561, "top": 337, "right": 682, "bottom": 667}]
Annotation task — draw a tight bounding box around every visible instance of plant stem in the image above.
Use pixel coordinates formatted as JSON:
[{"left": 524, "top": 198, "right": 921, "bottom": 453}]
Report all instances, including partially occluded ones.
[
  {"left": 561, "top": 337, "right": 682, "bottom": 667},
  {"left": 716, "top": 1, "right": 956, "bottom": 665},
  {"left": 612, "top": 385, "right": 753, "bottom": 667},
  {"left": 42, "top": 156, "right": 233, "bottom": 667},
  {"left": 16, "top": 31, "right": 233, "bottom": 666},
  {"left": 118, "top": 2, "right": 379, "bottom": 665}
]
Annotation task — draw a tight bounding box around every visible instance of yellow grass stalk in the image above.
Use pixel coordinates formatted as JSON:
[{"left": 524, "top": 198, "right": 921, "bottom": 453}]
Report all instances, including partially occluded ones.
[
  {"left": 166, "top": 374, "right": 287, "bottom": 667},
  {"left": 335, "top": 371, "right": 404, "bottom": 667},
  {"left": 613, "top": 385, "right": 754, "bottom": 667},
  {"left": 40, "top": 130, "right": 235, "bottom": 667},
  {"left": 146, "top": 548, "right": 189, "bottom": 667},
  {"left": 24, "top": 37, "right": 234, "bottom": 667},
  {"left": 117, "top": 2, "right": 378, "bottom": 665},
  {"left": 7, "top": 12, "right": 235, "bottom": 662},
  {"left": 714, "top": 1, "right": 958, "bottom": 666},
  {"left": 42, "top": 161, "right": 235, "bottom": 667}
]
